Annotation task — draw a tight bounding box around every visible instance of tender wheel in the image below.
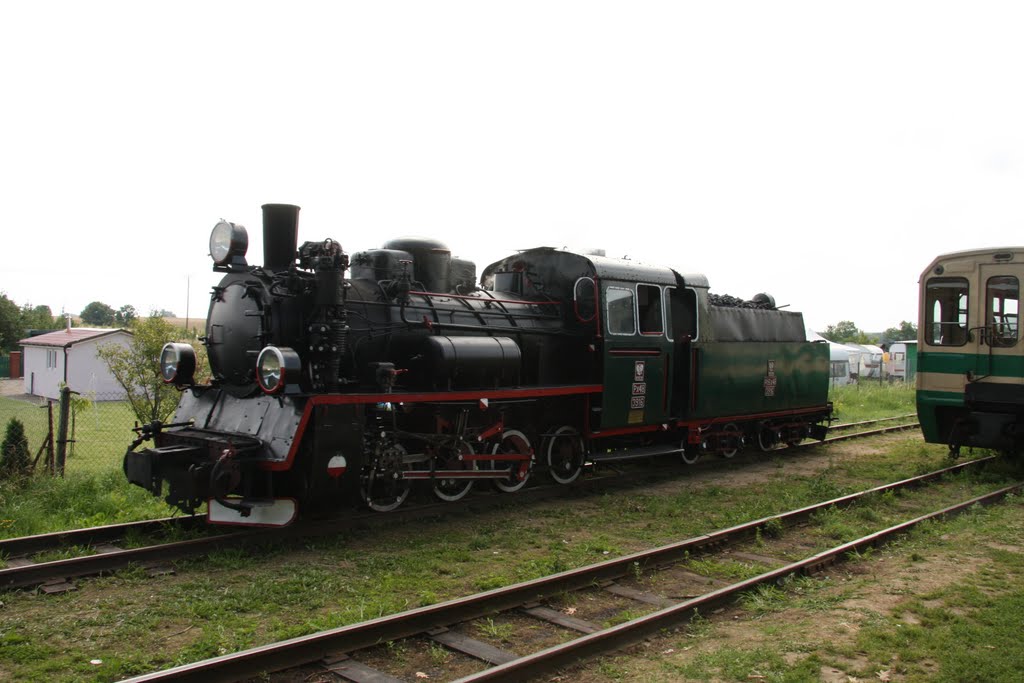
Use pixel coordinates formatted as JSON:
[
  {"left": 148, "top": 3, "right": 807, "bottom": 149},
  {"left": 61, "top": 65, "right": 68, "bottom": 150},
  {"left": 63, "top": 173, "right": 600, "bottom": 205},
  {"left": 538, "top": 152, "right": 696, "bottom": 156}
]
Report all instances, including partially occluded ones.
[
  {"left": 680, "top": 442, "right": 700, "bottom": 465},
  {"left": 756, "top": 425, "right": 777, "bottom": 452},
  {"left": 546, "top": 425, "right": 585, "bottom": 484},
  {"left": 719, "top": 423, "right": 740, "bottom": 459},
  {"left": 433, "top": 440, "right": 476, "bottom": 502},
  {"left": 360, "top": 443, "right": 411, "bottom": 512},
  {"left": 489, "top": 430, "right": 534, "bottom": 493}
]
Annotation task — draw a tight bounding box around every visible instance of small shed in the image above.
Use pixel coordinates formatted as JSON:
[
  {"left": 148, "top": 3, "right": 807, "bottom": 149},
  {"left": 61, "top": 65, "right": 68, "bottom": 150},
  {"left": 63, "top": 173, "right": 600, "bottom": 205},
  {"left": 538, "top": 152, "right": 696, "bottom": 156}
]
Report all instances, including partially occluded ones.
[
  {"left": 888, "top": 341, "right": 918, "bottom": 382},
  {"left": 19, "top": 327, "right": 133, "bottom": 400}
]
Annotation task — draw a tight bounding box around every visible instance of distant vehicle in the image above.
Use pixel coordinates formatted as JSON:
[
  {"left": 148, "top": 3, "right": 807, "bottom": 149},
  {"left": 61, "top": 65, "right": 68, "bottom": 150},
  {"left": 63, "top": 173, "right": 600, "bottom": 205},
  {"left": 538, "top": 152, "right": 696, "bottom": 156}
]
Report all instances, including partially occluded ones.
[
  {"left": 808, "top": 330, "right": 853, "bottom": 387},
  {"left": 887, "top": 341, "right": 917, "bottom": 381},
  {"left": 844, "top": 343, "right": 884, "bottom": 379},
  {"left": 917, "top": 247, "right": 1023, "bottom": 455}
]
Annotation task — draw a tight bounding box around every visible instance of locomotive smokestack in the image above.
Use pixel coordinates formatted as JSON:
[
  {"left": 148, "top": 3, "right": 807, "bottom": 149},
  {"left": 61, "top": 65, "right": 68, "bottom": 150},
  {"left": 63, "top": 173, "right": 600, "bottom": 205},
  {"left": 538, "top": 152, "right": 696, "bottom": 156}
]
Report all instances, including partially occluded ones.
[{"left": 262, "top": 203, "right": 300, "bottom": 272}]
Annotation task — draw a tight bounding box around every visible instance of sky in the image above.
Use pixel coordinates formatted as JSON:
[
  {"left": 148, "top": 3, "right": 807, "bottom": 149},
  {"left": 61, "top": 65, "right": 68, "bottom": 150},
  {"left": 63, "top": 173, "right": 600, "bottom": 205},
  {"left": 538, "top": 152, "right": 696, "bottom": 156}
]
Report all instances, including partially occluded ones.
[{"left": 2, "top": 1, "right": 1023, "bottom": 333}]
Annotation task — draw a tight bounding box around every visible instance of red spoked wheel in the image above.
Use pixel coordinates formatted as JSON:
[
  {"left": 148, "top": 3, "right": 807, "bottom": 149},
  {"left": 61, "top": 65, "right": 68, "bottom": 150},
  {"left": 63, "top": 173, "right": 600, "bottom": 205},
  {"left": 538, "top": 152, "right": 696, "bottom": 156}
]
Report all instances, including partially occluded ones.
[{"left": 489, "top": 429, "right": 534, "bottom": 493}]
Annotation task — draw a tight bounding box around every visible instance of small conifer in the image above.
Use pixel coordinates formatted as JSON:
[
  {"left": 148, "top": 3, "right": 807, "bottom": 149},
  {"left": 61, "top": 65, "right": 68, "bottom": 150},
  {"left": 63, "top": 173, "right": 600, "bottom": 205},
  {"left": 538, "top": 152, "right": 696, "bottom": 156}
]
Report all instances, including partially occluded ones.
[{"left": 1, "top": 417, "right": 31, "bottom": 479}]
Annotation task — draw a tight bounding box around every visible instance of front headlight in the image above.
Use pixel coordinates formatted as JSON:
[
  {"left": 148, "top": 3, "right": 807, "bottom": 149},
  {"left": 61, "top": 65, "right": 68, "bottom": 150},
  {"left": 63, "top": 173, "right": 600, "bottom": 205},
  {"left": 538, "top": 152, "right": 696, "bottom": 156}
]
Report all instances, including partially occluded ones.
[
  {"left": 160, "top": 343, "right": 197, "bottom": 385},
  {"left": 257, "top": 346, "right": 301, "bottom": 394},
  {"left": 210, "top": 220, "right": 248, "bottom": 266}
]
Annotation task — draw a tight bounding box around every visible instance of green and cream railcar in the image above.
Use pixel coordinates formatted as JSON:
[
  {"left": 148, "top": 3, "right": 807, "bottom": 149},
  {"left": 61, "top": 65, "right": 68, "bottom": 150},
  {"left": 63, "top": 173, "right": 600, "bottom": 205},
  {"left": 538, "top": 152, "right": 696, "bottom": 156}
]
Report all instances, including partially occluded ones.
[{"left": 917, "top": 247, "right": 1024, "bottom": 454}]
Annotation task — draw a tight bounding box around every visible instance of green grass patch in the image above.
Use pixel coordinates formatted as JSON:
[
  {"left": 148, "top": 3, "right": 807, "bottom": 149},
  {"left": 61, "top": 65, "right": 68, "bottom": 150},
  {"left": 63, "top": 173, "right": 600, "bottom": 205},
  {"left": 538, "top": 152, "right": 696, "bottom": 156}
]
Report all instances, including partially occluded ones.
[
  {"left": 828, "top": 382, "right": 915, "bottom": 423},
  {"left": 0, "top": 468, "right": 173, "bottom": 540}
]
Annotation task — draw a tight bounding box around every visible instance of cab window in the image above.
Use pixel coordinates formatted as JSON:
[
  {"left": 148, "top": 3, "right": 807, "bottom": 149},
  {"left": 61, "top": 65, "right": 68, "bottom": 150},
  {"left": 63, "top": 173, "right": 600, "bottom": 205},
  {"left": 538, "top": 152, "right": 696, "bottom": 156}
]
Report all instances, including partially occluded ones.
[
  {"left": 637, "top": 284, "right": 663, "bottom": 335},
  {"left": 666, "top": 287, "right": 698, "bottom": 342},
  {"left": 606, "top": 287, "right": 635, "bottom": 335},
  {"left": 573, "top": 277, "right": 597, "bottom": 322},
  {"left": 925, "top": 278, "right": 968, "bottom": 346},
  {"left": 987, "top": 276, "right": 1019, "bottom": 347}
]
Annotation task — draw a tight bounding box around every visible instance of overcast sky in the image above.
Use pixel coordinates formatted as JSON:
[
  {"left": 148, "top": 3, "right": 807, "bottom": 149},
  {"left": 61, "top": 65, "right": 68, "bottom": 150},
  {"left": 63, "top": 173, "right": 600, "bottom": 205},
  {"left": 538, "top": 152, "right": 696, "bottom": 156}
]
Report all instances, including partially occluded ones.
[{"left": 2, "top": 2, "right": 1022, "bottom": 333}]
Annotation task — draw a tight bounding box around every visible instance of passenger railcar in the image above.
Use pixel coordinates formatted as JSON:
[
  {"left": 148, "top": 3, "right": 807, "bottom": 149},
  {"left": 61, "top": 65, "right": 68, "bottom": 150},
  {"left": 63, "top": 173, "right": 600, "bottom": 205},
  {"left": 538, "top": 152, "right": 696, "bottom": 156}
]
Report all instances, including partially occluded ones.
[
  {"left": 917, "top": 248, "right": 1024, "bottom": 455},
  {"left": 124, "top": 204, "right": 832, "bottom": 525}
]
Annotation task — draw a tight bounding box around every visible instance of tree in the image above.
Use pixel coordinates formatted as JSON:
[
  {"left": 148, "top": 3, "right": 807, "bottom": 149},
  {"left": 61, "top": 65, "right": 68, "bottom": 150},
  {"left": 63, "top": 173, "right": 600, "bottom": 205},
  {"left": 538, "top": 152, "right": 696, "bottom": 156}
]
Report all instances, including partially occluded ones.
[
  {"left": 1, "top": 417, "right": 31, "bottom": 480},
  {"left": 81, "top": 301, "right": 116, "bottom": 326},
  {"left": 115, "top": 305, "right": 138, "bottom": 326},
  {"left": 20, "top": 303, "right": 58, "bottom": 332},
  {"left": 97, "top": 317, "right": 208, "bottom": 424},
  {"left": 821, "top": 320, "right": 872, "bottom": 344},
  {"left": 0, "top": 293, "right": 21, "bottom": 350},
  {"left": 880, "top": 321, "right": 918, "bottom": 344},
  {"left": 150, "top": 309, "right": 176, "bottom": 318}
]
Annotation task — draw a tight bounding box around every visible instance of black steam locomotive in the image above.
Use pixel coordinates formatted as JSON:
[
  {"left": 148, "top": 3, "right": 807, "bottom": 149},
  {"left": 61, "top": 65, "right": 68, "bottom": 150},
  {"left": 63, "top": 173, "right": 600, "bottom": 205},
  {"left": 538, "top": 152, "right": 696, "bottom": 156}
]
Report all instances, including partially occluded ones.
[{"left": 125, "top": 204, "right": 831, "bottom": 526}]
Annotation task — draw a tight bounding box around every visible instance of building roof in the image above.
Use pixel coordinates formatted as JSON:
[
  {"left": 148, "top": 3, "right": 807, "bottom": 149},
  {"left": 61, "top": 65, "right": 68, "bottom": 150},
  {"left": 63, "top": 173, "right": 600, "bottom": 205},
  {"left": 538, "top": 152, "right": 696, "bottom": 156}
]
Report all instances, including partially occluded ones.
[{"left": 18, "top": 328, "right": 132, "bottom": 348}]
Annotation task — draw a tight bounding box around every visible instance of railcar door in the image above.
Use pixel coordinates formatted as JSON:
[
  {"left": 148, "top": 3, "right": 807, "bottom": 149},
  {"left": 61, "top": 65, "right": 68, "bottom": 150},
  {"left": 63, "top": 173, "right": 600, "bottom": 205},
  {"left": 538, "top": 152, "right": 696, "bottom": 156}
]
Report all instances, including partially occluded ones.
[
  {"left": 598, "top": 282, "right": 672, "bottom": 431},
  {"left": 978, "top": 261, "right": 1024, "bottom": 384}
]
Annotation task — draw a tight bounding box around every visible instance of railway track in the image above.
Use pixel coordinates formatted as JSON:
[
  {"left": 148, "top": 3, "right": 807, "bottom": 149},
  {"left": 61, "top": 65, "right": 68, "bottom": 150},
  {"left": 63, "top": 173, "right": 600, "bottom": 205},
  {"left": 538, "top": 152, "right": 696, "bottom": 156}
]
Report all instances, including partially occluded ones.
[
  {"left": 114, "top": 455, "right": 1014, "bottom": 682},
  {"left": 0, "top": 415, "right": 920, "bottom": 594}
]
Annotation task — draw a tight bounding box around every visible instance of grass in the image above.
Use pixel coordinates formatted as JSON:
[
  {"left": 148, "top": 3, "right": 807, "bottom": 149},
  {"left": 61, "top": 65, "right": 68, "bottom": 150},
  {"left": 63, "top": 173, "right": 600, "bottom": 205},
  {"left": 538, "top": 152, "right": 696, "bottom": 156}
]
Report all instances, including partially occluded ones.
[
  {"left": 0, "top": 469, "right": 172, "bottom": 542},
  {"left": 827, "top": 381, "right": 915, "bottom": 423},
  {"left": 0, "top": 425, "right": 979, "bottom": 681},
  {"left": 0, "top": 395, "right": 172, "bottom": 539}
]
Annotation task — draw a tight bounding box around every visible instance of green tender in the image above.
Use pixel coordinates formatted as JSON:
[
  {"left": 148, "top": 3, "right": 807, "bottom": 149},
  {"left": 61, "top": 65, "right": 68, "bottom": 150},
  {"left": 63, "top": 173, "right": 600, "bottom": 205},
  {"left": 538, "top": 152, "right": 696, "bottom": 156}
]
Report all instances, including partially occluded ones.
[{"left": 692, "top": 341, "right": 829, "bottom": 418}]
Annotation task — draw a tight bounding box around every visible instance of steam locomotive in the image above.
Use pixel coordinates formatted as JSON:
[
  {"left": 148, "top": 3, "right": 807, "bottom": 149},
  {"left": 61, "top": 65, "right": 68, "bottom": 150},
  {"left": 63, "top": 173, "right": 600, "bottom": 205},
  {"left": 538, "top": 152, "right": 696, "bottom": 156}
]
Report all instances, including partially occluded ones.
[{"left": 124, "top": 204, "right": 832, "bottom": 526}]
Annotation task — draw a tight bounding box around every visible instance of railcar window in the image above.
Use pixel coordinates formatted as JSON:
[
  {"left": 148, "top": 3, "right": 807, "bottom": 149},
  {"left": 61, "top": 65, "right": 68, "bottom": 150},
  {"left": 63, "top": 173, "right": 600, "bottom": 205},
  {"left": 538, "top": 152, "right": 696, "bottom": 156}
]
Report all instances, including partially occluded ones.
[
  {"left": 606, "top": 287, "right": 636, "bottom": 335},
  {"left": 637, "top": 284, "right": 663, "bottom": 335},
  {"left": 925, "top": 278, "right": 969, "bottom": 346},
  {"left": 493, "top": 271, "right": 523, "bottom": 294},
  {"left": 986, "top": 276, "right": 1018, "bottom": 347}
]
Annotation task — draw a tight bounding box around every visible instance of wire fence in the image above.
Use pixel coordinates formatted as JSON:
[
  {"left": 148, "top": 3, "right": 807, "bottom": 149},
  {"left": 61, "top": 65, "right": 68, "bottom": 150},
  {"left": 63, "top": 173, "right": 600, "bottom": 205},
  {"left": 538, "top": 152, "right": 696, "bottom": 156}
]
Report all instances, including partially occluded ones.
[{"left": 0, "top": 384, "right": 139, "bottom": 479}]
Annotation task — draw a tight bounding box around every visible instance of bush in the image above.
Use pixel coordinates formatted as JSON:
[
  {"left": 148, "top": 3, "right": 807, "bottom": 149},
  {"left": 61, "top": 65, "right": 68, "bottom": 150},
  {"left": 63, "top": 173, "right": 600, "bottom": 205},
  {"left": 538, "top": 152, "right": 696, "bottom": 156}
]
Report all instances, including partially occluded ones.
[{"left": 1, "top": 417, "right": 31, "bottom": 479}]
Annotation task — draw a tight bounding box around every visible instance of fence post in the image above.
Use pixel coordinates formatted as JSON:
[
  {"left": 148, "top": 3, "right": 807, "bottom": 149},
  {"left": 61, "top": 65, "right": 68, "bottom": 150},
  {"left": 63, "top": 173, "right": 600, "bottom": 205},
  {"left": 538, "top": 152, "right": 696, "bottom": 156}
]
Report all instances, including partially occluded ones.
[{"left": 56, "top": 386, "right": 71, "bottom": 477}]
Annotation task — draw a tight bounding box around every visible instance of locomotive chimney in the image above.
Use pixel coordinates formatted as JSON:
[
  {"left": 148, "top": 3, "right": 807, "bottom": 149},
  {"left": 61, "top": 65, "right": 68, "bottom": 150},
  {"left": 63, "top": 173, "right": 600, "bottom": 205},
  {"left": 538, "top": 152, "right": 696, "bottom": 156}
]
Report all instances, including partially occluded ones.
[{"left": 262, "top": 203, "right": 301, "bottom": 272}]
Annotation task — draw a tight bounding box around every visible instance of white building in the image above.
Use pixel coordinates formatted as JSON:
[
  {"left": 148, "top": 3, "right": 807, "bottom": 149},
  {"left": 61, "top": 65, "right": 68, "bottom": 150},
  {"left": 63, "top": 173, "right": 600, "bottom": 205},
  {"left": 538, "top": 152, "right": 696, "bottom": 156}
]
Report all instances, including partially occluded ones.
[{"left": 19, "top": 328, "right": 133, "bottom": 400}]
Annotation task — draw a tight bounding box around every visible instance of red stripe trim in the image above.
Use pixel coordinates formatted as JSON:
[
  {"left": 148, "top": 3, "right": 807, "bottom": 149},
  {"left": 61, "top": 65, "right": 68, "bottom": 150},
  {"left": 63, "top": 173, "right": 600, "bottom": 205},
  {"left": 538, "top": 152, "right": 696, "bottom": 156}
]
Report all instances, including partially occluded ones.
[
  {"left": 409, "top": 291, "right": 560, "bottom": 306},
  {"left": 588, "top": 405, "right": 831, "bottom": 439},
  {"left": 261, "top": 384, "right": 603, "bottom": 472},
  {"left": 609, "top": 349, "right": 662, "bottom": 356}
]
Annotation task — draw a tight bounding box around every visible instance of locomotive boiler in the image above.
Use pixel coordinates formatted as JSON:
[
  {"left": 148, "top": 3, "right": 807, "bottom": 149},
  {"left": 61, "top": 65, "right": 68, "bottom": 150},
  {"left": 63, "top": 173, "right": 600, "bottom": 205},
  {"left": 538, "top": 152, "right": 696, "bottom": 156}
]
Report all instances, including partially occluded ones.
[{"left": 125, "top": 204, "right": 832, "bottom": 525}]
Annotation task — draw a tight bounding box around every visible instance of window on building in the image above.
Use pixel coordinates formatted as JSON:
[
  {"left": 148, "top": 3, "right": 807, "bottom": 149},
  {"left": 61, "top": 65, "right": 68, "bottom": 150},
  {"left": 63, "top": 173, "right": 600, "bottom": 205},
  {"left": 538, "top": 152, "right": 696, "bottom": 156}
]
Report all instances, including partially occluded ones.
[
  {"left": 986, "top": 276, "right": 1019, "bottom": 348},
  {"left": 925, "top": 278, "right": 969, "bottom": 346},
  {"left": 606, "top": 287, "right": 635, "bottom": 335},
  {"left": 637, "top": 284, "right": 663, "bottom": 336},
  {"left": 830, "top": 361, "right": 849, "bottom": 378}
]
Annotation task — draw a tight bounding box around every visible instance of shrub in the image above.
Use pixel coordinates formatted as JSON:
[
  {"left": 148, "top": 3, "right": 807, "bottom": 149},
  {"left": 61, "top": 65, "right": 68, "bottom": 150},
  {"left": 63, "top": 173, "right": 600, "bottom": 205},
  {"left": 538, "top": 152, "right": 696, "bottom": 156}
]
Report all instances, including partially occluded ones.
[{"left": 1, "top": 417, "right": 31, "bottom": 479}]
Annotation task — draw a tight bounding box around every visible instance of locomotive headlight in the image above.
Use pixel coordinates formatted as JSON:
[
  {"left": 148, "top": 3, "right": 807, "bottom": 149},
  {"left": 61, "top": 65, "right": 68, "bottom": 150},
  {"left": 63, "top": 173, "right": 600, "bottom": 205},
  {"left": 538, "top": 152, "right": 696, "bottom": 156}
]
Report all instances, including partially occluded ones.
[
  {"left": 160, "top": 343, "right": 197, "bottom": 386},
  {"left": 257, "top": 346, "right": 301, "bottom": 394},
  {"left": 209, "top": 220, "right": 248, "bottom": 266}
]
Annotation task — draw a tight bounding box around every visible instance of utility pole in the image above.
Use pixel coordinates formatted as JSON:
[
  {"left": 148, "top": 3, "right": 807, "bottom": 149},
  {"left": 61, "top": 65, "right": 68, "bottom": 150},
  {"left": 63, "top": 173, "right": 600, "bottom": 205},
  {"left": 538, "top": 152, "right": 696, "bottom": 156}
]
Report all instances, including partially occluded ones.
[{"left": 185, "top": 276, "right": 190, "bottom": 334}]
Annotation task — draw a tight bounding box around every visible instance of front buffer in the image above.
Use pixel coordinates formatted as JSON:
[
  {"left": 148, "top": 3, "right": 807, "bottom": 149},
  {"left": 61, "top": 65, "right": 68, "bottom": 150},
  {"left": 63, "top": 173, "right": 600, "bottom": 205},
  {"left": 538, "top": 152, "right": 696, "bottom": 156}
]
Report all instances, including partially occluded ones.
[{"left": 123, "top": 389, "right": 359, "bottom": 526}]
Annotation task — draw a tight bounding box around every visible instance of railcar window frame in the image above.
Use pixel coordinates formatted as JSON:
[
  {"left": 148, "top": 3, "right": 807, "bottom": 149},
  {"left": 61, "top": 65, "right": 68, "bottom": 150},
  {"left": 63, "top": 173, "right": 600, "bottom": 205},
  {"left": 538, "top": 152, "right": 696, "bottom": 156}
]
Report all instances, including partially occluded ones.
[
  {"left": 924, "top": 277, "right": 969, "bottom": 347},
  {"left": 636, "top": 284, "right": 664, "bottom": 336},
  {"left": 605, "top": 286, "right": 636, "bottom": 336},
  {"left": 986, "top": 275, "right": 1018, "bottom": 348}
]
